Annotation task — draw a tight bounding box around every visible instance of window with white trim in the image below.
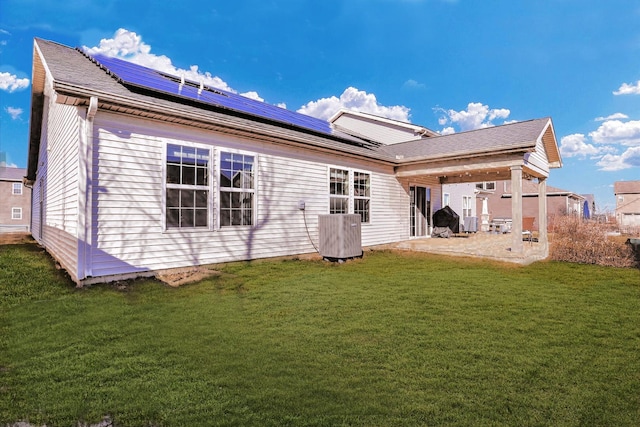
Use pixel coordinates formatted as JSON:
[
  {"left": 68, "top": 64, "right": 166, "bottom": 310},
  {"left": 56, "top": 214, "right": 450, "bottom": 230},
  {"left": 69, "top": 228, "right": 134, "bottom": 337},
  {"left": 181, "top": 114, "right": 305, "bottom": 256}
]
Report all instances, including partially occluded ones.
[
  {"left": 328, "top": 168, "right": 371, "bottom": 223},
  {"left": 12, "top": 182, "right": 22, "bottom": 195},
  {"left": 353, "top": 171, "right": 370, "bottom": 223},
  {"left": 329, "top": 168, "right": 349, "bottom": 214},
  {"left": 12, "top": 207, "right": 22, "bottom": 220},
  {"left": 476, "top": 181, "right": 496, "bottom": 191},
  {"left": 462, "top": 195, "right": 472, "bottom": 218},
  {"left": 443, "top": 193, "right": 450, "bottom": 206},
  {"left": 219, "top": 151, "right": 255, "bottom": 227},
  {"left": 166, "top": 144, "right": 210, "bottom": 228}
]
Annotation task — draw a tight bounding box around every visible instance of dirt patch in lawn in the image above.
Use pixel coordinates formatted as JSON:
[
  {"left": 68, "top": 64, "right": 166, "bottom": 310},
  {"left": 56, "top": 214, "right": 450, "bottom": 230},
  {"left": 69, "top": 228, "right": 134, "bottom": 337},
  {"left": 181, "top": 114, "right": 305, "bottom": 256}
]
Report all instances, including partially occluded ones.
[
  {"left": 156, "top": 266, "right": 222, "bottom": 287},
  {"left": 0, "top": 232, "right": 33, "bottom": 245}
]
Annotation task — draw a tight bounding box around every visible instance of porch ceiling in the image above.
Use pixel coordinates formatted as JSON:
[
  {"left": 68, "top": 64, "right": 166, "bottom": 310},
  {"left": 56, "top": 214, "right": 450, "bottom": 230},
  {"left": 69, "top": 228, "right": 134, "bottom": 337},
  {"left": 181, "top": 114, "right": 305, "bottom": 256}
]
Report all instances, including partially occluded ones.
[{"left": 394, "top": 152, "right": 541, "bottom": 184}]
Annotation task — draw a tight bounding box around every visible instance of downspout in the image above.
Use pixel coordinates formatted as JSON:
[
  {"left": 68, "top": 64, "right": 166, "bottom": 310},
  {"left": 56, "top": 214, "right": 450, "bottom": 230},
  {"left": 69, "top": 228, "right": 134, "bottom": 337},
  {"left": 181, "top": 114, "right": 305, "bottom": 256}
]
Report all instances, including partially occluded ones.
[{"left": 78, "top": 96, "right": 98, "bottom": 282}]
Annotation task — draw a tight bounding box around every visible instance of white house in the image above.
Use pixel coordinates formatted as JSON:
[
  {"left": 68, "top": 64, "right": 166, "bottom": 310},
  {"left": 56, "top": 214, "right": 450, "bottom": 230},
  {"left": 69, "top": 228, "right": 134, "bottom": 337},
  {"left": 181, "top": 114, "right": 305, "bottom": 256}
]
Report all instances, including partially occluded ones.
[{"left": 26, "top": 38, "right": 562, "bottom": 285}]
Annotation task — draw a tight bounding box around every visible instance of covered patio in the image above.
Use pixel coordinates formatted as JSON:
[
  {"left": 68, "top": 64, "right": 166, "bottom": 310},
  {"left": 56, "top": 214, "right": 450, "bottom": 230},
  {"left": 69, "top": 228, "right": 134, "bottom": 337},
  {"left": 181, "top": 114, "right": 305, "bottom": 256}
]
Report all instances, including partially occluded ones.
[{"left": 386, "top": 117, "right": 562, "bottom": 258}]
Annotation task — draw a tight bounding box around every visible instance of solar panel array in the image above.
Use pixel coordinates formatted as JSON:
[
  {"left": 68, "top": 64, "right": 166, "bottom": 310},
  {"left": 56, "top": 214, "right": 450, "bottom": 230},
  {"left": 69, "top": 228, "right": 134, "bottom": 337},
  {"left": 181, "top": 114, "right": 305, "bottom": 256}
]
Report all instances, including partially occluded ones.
[{"left": 87, "top": 53, "right": 334, "bottom": 136}]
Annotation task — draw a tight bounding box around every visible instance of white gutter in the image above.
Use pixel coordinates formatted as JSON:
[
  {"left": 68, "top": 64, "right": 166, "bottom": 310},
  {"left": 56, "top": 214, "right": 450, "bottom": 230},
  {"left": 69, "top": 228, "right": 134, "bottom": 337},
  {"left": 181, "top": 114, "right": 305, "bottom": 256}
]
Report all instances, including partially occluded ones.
[{"left": 78, "top": 96, "right": 98, "bottom": 281}]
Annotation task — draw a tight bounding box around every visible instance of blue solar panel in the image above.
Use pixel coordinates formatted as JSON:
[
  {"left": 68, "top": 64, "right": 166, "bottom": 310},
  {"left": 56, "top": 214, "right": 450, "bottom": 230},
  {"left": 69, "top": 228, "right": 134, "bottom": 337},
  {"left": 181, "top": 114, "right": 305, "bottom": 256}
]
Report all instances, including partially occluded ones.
[{"left": 88, "top": 53, "right": 334, "bottom": 135}]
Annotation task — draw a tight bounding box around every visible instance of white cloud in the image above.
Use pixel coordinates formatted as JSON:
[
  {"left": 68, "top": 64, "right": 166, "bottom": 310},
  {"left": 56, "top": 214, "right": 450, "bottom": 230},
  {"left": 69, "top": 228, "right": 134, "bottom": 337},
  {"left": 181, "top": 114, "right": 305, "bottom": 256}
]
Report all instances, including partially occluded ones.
[
  {"left": 559, "top": 133, "right": 605, "bottom": 158},
  {"left": 276, "top": 102, "right": 287, "bottom": 109},
  {"left": 297, "top": 87, "right": 411, "bottom": 122},
  {"left": 436, "top": 102, "right": 511, "bottom": 132},
  {"left": 439, "top": 126, "right": 456, "bottom": 135},
  {"left": 403, "top": 79, "right": 426, "bottom": 90},
  {"left": 595, "top": 113, "right": 628, "bottom": 121},
  {"left": 613, "top": 80, "right": 640, "bottom": 95},
  {"left": 83, "top": 28, "right": 236, "bottom": 94},
  {"left": 589, "top": 119, "right": 640, "bottom": 146},
  {"left": 0, "top": 160, "right": 18, "bottom": 168},
  {"left": 5, "top": 106, "right": 23, "bottom": 120},
  {"left": 560, "top": 115, "right": 640, "bottom": 172},
  {"left": 596, "top": 146, "right": 640, "bottom": 171},
  {"left": 240, "top": 91, "right": 264, "bottom": 102},
  {"left": 0, "top": 72, "right": 29, "bottom": 92}
]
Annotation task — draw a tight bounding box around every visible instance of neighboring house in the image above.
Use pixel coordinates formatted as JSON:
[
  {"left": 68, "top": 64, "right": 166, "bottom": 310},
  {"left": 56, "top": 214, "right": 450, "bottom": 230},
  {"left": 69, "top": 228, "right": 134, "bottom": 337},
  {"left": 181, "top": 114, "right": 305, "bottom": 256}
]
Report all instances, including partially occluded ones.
[
  {"left": 0, "top": 167, "right": 31, "bottom": 233},
  {"left": 476, "top": 180, "right": 585, "bottom": 231},
  {"left": 441, "top": 183, "right": 477, "bottom": 230},
  {"left": 614, "top": 181, "right": 640, "bottom": 230},
  {"left": 26, "top": 38, "right": 562, "bottom": 285}
]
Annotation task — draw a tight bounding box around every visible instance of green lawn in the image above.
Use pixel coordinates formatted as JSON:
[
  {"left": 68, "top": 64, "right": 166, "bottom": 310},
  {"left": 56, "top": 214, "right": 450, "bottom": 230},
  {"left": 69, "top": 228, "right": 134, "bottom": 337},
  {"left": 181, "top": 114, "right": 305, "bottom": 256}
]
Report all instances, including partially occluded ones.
[{"left": 1, "top": 242, "right": 639, "bottom": 426}]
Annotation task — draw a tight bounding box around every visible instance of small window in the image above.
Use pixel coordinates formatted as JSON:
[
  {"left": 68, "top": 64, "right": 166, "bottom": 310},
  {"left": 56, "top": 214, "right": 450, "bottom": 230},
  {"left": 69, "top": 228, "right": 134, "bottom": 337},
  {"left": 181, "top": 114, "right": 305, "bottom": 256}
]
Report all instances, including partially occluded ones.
[
  {"left": 12, "top": 207, "right": 22, "bottom": 220},
  {"left": 329, "top": 168, "right": 349, "bottom": 214},
  {"left": 165, "top": 144, "right": 210, "bottom": 229},
  {"left": 219, "top": 151, "right": 255, "bottom": 227},
  {"left": 462, "top": 195, "right": 472, "bottom": 218},
  {"left": 353, "top": 172, "right": 370, "bottom": 223},
  {"left": 476, "top": 182, "right": 496, "bottom": 191},
  {"left": 443, "top": 193, "right": 450, "bottom": 206},
  {"left": 12, "top": 182, "right": 22, "bottom": 195}
]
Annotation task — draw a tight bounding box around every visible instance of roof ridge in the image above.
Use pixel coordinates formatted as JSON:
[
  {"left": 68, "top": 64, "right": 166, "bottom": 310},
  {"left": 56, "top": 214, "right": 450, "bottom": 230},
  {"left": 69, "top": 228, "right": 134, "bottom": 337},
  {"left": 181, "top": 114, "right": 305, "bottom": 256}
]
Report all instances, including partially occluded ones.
[{"left": 431, "top": 117, "right": 550, "bottom": 139}]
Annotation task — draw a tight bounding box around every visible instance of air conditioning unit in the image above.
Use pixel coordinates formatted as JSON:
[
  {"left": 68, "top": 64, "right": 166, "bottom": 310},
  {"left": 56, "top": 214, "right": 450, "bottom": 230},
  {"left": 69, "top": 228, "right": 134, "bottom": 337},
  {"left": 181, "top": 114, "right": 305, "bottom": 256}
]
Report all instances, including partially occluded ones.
[{"left": 318, "top": 214, "right": 363, "bottom": 260}]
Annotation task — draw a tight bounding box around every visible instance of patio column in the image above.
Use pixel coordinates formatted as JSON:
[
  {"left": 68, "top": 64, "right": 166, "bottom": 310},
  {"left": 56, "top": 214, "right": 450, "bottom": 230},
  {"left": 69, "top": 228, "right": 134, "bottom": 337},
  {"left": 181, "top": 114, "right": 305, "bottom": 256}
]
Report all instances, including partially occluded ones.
[
  {"left": 538, "top": 177, "right": 549, "bottom": 256},
  {"left": 481, "top": 197, "right": 489, "bottom": 232},
  {"left": 511, "top": 165, "right": 523, "bottom": 253}
]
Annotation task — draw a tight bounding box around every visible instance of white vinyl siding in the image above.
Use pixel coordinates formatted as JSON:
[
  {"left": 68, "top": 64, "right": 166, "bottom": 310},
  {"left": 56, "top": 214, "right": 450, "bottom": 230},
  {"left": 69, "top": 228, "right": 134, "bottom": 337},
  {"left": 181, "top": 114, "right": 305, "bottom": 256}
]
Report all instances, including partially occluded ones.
[
  {"left": 332, "top": 114, "right": 425, "bottom": 145},
  {"left": 525, "top": 129, "right": 552, "bottom": 177},
  {"left": 85, "top": 112, "right": 411, "bottom": 281},
  {"left": 33, "top": 96, "right": 80, "bottom": 281}
]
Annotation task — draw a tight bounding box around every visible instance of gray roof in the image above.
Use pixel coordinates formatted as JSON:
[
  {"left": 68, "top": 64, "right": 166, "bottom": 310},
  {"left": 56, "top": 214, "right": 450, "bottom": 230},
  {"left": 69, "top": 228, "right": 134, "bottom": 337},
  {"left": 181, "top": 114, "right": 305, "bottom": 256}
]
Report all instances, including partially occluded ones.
[
  {"left": 0, "top": 167, "right": 26, "bottom": 181},
  {"left": 33, "top": 39, "right": 384, "bottom": 155},
  {"left": 383, "top": 118, "right": 552, "bottom": 161},
  {"left": 614, "top": 181, "right": 640, "bottom": 194},
  {"left": 29, "top": 38, "right": 559, "bottom": 179}
]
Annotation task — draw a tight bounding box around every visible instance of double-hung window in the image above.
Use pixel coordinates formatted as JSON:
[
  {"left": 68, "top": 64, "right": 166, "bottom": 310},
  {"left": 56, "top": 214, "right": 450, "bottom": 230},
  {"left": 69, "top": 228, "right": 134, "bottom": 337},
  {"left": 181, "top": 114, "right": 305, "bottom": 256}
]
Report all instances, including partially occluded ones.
[
  {"left": 329, "top": 168, "right": 349, "bottom": 214},
  {"left": 353, "top": 172, "right": 370, "bottom": 223},
  {"left": 328, "top": 168, "right": 371, "bottom": 223},
  {"left": 166, "top": 144, "right": 210, "bottom": 228},
  {"left": 462, "top": 195, "right": 472, "bottom": 218},
  {"left": 12, "top": 183, "right": 22, "bottom": 195},
  {"left": 219, "top": 152, "right": 255, "bottom": 227},
  {"left": 12, "top": 207, "right": 22, "bottom": 220}
]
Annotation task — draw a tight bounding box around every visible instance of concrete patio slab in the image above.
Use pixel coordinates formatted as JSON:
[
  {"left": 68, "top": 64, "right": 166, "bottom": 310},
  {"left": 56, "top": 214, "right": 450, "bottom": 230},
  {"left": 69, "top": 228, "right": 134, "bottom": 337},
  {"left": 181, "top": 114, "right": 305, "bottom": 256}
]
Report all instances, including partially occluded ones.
[{"left": 376, "top": 233, "right": 548, "bottom": 265}]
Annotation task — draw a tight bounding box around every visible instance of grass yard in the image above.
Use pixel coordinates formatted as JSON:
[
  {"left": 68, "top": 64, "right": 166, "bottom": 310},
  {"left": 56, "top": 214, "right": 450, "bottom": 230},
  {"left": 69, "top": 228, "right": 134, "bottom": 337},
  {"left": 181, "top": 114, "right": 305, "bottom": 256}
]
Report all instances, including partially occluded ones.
[{"left": 1, "top": 242, "right": 639, "bottom": 426}]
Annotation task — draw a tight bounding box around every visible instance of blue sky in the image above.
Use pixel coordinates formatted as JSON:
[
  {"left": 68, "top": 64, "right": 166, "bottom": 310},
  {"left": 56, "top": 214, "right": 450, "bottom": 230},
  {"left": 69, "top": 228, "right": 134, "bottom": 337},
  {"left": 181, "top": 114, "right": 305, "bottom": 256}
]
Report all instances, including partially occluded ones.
[{"left": 1, "top": 0, "right": 639, "bottom": 211}]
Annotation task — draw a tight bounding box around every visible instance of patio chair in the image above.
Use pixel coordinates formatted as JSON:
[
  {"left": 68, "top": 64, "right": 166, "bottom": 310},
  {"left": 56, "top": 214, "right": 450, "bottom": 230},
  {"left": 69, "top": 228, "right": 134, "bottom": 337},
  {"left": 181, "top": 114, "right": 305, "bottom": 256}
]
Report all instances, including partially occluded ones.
[{"left": 522, "top": 217, "right": 535, "bottom": 243}]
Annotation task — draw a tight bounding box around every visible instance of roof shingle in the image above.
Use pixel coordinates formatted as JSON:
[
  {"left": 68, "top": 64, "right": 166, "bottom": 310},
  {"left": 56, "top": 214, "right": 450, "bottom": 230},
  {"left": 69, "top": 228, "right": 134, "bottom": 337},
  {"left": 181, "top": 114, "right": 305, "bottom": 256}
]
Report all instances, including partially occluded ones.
[
  {"left": 0, "top": 167, "right": 26, "bottom": 181},
  {"left": 614, "top": 181, "right": 640, "bottom": 194}
]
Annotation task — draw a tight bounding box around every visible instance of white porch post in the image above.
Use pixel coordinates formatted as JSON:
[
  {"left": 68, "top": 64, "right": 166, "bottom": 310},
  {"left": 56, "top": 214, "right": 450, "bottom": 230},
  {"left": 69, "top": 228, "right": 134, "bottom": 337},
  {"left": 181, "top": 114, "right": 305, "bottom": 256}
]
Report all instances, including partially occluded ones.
[
  {"left": 511, "top": 165, "right": 523, "bottom": 253},
  {"left": 538, "top": 177, "right": 549, "bottom": 256},
  {"left": 481, "top": 197, "right": 489, "bottom": 232}
]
